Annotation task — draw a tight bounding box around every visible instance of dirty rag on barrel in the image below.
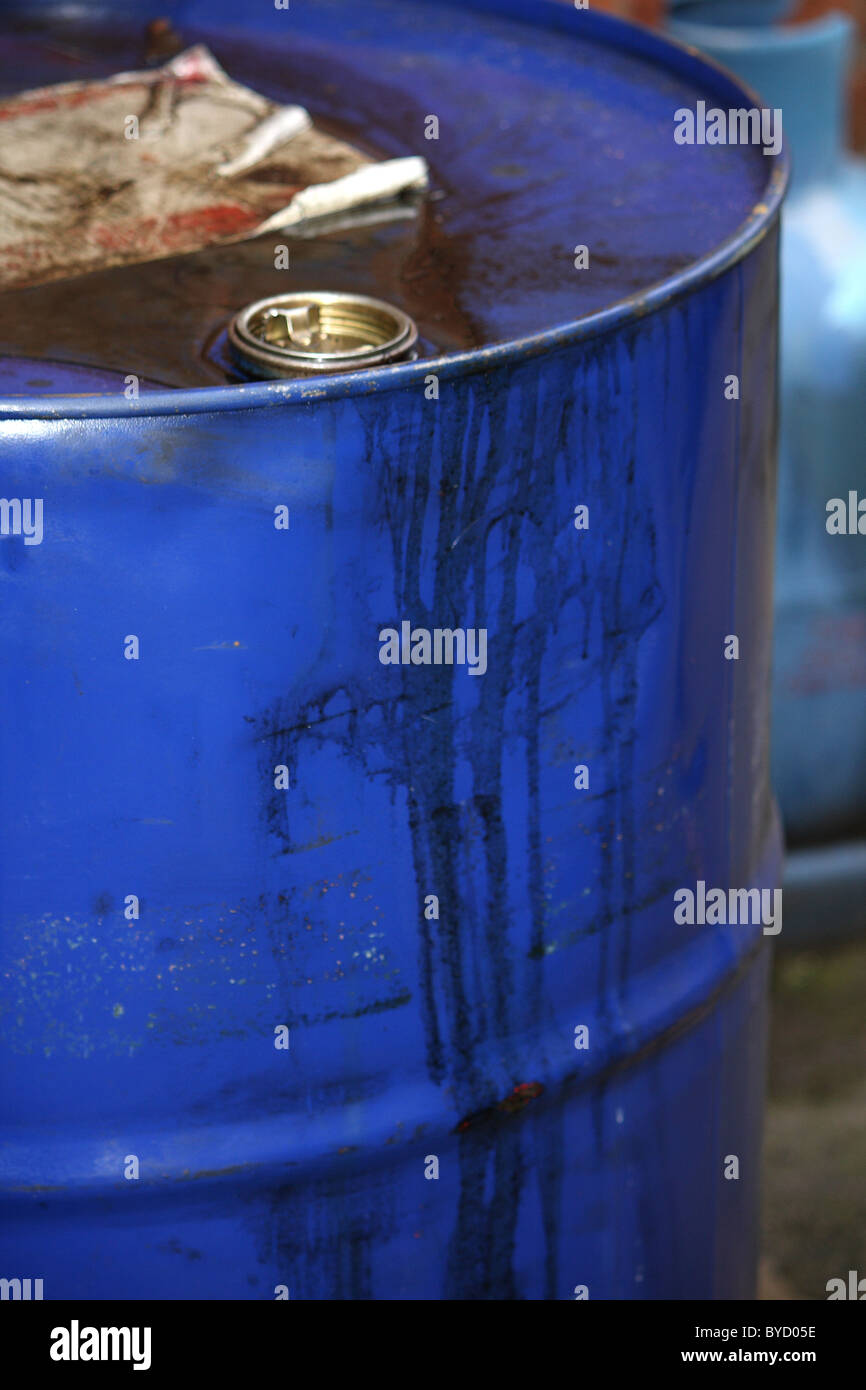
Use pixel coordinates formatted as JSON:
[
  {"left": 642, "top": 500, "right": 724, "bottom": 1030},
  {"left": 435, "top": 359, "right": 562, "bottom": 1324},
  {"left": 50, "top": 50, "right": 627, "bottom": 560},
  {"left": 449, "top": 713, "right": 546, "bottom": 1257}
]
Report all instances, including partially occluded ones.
[{"left": 0, "top": 44, "right": 428, "bottom": 290}]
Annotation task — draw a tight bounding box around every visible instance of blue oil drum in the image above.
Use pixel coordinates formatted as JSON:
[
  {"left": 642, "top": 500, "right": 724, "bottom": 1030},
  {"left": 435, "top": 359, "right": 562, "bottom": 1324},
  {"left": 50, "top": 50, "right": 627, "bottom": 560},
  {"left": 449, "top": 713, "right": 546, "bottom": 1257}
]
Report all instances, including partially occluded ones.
[{"left": 0, "top": 0, "right": 786, "bottom": 1299}]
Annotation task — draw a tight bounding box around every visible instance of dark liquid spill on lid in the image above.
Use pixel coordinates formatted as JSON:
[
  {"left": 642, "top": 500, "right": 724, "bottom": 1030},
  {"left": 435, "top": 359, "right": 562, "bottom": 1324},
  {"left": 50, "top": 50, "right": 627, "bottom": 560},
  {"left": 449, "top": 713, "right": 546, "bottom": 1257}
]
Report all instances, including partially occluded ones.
[{"left": 0, "top": 1, "right": 772, "bottom": 390}]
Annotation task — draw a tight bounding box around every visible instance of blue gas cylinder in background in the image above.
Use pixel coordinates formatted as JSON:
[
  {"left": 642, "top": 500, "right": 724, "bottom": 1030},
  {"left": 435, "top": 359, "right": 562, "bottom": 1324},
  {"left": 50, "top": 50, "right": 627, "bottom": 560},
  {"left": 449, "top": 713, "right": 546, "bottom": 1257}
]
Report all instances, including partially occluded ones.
[
  {"left": 0, "top": 0, "right": 786, "bottom": 1299},
  {"left": 667, "top": 7, "right": 866, "bottom": 940}
]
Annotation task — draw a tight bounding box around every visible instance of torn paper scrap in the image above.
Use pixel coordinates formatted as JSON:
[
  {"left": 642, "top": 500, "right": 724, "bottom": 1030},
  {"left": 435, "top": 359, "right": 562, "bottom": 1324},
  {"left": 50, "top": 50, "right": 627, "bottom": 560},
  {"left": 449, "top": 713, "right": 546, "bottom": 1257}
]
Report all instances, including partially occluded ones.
[{"left": 0, "top": 45, "right": 428, "bottom": 291}]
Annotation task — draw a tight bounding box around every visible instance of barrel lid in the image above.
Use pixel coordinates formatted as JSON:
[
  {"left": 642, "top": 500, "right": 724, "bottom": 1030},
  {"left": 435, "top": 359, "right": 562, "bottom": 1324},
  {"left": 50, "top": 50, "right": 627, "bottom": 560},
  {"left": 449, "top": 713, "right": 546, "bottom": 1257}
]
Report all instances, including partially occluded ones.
[
  {"left": 0, "top": 0, "right": 786, "bottom": 408},
  {"left": 0, "top": 356, "right": 168, "bottom": 398}
]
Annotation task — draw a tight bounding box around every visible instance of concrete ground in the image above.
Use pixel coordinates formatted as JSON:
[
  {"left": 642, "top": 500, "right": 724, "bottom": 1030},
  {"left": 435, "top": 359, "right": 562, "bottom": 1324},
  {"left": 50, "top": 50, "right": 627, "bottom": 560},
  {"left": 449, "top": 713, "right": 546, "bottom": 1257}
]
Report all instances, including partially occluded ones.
[{"left": 759, "top": 940, "right": 866, "bottom": 1300}]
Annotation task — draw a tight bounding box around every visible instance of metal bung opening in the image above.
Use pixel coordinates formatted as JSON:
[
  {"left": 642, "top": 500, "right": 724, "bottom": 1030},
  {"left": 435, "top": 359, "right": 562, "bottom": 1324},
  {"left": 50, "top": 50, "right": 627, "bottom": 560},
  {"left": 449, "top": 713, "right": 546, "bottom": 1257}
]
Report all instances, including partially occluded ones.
[{"left": 228, "top": 292, "right": 418, "bottom": 378}]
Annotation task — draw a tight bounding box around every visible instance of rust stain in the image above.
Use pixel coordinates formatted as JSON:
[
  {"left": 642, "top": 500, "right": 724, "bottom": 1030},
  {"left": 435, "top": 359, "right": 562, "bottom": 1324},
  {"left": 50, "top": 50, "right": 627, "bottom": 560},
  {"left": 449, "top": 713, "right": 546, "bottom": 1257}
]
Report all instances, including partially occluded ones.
[
  {"left": 178, "top": 1163, "right": 252, "bottom": 1181},
  {"left": 10, "top": 1183, "right": 65, "bottom": 1192},
  {"left": 455, "top": 1081, "right": 545, "bottom": 1133}
]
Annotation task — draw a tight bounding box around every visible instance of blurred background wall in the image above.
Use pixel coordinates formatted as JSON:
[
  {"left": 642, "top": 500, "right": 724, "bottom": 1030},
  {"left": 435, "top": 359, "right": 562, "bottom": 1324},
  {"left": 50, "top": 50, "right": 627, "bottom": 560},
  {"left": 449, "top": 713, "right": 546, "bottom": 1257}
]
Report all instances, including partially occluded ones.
[{"left": 587, "top": 0, "right": 866, "bottom": 154}]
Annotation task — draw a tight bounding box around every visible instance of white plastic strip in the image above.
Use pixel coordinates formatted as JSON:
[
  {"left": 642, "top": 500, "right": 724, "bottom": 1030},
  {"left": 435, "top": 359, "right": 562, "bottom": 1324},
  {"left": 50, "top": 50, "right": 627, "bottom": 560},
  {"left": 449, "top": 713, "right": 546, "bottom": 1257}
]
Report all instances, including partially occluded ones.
[{"left": 255, "top": 156, "right": 430, "bottom": 232}]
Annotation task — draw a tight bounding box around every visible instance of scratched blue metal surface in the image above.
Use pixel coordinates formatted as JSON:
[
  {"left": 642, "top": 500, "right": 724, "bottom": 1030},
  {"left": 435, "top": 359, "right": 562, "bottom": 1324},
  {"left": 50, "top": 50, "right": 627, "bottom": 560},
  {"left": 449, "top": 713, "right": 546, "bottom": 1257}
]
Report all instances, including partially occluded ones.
[{"left": 0, "top": 0, "right": 784, "bottom": 1299}]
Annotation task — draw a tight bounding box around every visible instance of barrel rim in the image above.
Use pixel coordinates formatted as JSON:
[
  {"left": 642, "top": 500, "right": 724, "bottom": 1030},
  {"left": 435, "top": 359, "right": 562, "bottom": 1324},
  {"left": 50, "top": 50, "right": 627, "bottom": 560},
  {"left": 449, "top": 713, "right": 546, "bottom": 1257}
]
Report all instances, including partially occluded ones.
[{"left": 0, "top": 2, "right": 789, "bottom": 421}]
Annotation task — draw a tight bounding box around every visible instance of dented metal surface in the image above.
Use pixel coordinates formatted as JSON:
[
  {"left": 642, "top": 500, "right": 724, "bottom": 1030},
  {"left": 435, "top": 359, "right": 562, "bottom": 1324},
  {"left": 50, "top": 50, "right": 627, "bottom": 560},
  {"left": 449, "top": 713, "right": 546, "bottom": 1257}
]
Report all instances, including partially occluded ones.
[{"left": 0, "top": 0, "right": 785, "bottom": 1300}]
